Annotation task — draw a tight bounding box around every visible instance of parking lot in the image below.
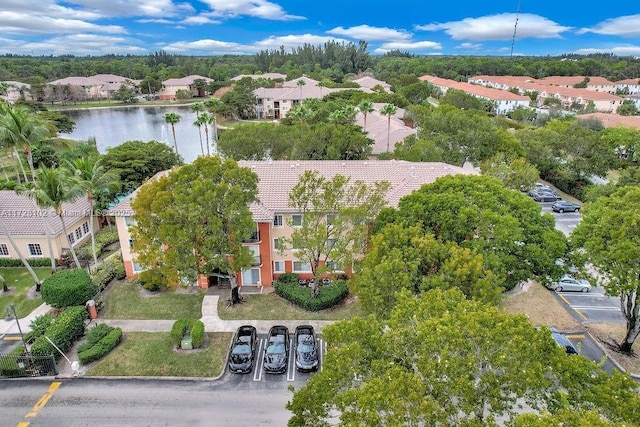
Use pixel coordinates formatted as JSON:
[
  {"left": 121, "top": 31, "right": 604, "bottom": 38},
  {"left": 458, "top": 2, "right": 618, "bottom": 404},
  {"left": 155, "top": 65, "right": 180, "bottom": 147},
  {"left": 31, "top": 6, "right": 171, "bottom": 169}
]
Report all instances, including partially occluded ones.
[{"left": 225, "top": 334, "right": 326, "bottom": 387}]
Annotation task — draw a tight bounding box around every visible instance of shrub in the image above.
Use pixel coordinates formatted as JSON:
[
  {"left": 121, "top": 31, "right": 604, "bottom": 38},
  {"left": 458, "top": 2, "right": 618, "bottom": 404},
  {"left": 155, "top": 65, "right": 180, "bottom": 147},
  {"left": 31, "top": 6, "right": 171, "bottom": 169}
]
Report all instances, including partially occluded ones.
[
  {"left": 276, "top": 272, "right": 298, "bottom": 285},
  {"left": 0, "top": 258, "right": 51, "bottom": 267},
  {"left": 91, "top": 255, "right": 125, "bottom": 291},
  {"left": 78, "top": 327, "right": 122, "bottom": 365},
  {"left": 138, "top": 269, "right": 166, "bottom": 291},
  {"left": 77, "top": 323, "right": 113, "bottom": 353},
  {"left": 41, "top": 269, "right": 97, "bottom": 308},
  {"left": 24, "top": 314, "right": 54, "bottom": 344},
  {"left": 30, "top": 306, "right": 87, "bottom": 359},
  {"left": 191, "top": 321, "right": 205, "bottom": 349},
  {"left": 274, "top": 281, "right": 349, "bottom": 311},
  {"left": 76, "top": 226, "right": 120, "bottom": 260},
  {"left": 170, "top": 318, "right": 204, "bottom": 349}
]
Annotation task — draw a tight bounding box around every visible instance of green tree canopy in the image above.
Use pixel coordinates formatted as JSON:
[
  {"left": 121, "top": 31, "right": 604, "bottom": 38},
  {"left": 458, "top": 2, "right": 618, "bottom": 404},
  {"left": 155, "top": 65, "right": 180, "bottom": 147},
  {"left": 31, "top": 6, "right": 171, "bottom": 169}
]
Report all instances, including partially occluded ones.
[
  {"left": 287, "top": 288, "right": 640, "bottom": 426},
  {"left": 375, "top": 175, "right": 567, "bottom": 290},
  {"left": 130, "top": 156, "right": 259, "bottom": 285}
]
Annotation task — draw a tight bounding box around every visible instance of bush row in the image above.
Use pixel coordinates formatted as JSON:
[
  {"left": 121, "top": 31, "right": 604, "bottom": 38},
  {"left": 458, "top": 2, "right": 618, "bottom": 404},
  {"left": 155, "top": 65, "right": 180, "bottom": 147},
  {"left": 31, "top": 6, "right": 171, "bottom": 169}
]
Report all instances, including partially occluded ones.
[
  {"left": 171, "top": 318, "right": 205, "bottom": 349},
  {"left": 41, "top": 269, "right": 96, "bottom": 308},
  {"left": 75, "top": 226, "right": 119, "bottom": 260},
  {"left": 91, "top": 255, "right": 126, "bottom": 292},
  {"left": 0, "top": 258, "right": 52, "bottom": 268},
  {"left": 30, "top": 306, "right": 87, "bottom": 359},
  {"left": 274, "top": 281, "right": 349, "bottom": 311},
  {"left": 78, "top": 326, "right": 123, "bottom": 365}
]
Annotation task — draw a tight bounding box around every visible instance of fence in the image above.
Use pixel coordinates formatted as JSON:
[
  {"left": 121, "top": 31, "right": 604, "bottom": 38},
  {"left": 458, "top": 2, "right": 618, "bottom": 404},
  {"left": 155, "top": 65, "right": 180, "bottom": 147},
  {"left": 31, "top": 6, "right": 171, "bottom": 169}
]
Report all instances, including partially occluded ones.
[{"left": 0, "top": 353, "right": 57, "bottom": 379}]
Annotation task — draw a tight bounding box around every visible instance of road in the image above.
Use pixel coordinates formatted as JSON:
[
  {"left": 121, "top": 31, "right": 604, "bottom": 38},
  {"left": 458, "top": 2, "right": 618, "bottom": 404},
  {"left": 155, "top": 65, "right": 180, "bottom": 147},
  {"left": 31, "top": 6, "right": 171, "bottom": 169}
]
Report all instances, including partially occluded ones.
[{"left": 1, "top": 378, "right": 296, "bottom": 427}]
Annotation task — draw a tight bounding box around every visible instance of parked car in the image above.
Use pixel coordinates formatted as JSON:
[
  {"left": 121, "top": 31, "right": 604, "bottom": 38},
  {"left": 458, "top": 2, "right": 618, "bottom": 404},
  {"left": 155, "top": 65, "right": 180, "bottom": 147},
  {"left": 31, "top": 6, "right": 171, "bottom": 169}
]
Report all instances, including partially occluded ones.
[
  {"left": 533, "top": 191, "right": 562, "bottom": 202},
  {"left": 549, "top": 274, "right": 591, "bottom": 292},
  {"left": 294, "top": 325, "right": 319, "bottom": 372},
  {"left": 528, "top": 185, "right": 556, "bottom": 197},
  {"left": 228, "top": 325, "right": 258, "bottom": 373},
  {"left": 550, "top": 327, "right": 578, "bottom": 355},
  {"left": 551, "top": 200, "right": 581, "bottom": 213},
  {"left": 264, "top": 325, "right": 289, "bottom": 374}
]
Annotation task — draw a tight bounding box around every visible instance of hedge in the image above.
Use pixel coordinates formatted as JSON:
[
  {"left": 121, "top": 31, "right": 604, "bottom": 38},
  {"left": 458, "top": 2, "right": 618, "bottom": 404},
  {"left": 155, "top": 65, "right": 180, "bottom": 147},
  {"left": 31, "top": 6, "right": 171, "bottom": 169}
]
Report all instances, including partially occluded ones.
[
  {"left": 24, "top": 313, "right": 54, "bottom": 344},
  {"left": 274, "top": 281, "right": 349, "bottom": 311},
  {"left": 78, "top": 327, "right": 122, "bottom": 365},
  {"left": 41, "top": 269, "right": 96, "bottom": 308},
  {"left": 77, "top": 323, "right": 113, "bottom": 353},
  {"left": 0, "top": 258, "right": 52, "bottom": 268},
  {"left": 171, "top": 318, "right": 205, "bottom": 349},
  {"left": 91, "top": 255, "right": 125, "bottom": 292},
  {"left": 30, "top": 306, "right": 87, "bottom": 359},
  {"left": 75, "top": 226, "right": 119, "bottom": 260}
]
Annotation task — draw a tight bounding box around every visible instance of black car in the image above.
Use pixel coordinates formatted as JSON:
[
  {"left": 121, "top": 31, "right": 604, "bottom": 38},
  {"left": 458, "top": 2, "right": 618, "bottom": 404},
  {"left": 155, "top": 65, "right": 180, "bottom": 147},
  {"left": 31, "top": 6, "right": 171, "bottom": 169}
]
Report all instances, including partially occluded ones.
[
  {"left": 228, "top": 325, "right": 258, "bottom": 373},
  {"left": 264, "top": 325, "right": 289, "bottom": 374},
  {"left": 551, "top": 200, "right": 581, "bottom": 213},
  {"left": 294, "top": 325, "right": 319, "bottom": 372},
  {"left": 533, "top": 191, "right": 562, "bottom": 202},
  {"left": 550, "top": 327, "right": 578, "bottom": 355}
]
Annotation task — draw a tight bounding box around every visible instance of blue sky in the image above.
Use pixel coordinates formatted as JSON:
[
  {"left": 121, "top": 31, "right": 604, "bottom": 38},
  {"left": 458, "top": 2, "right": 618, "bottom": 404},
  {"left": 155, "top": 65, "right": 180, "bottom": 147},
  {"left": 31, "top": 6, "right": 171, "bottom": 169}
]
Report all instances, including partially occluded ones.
[{"left": 1, "top": 0, "right": 639, "bottom": 57}]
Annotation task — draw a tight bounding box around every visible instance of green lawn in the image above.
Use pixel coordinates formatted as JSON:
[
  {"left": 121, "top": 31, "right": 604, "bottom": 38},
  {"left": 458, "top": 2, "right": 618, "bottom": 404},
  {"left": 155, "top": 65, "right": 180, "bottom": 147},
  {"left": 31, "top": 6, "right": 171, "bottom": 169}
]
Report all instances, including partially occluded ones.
[
  {"left": 0, "top": 267, "right": 51, "bottom": 318},
  {"left": 100, "top": 281, "right": 205, "bottom": 319},
  {"left": 87, "top": 332, "right": 231, "bottom": 377},
  {"left": 217, "top": 292, "right": 362, "bottom": 321}
]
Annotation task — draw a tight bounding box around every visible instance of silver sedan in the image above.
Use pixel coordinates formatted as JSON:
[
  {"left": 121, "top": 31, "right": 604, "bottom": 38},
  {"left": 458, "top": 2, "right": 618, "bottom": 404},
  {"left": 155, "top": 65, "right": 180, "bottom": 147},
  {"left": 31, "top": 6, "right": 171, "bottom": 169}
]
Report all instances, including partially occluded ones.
[{"left": 550, "top": 275, "right": 591, "bottom": 292}]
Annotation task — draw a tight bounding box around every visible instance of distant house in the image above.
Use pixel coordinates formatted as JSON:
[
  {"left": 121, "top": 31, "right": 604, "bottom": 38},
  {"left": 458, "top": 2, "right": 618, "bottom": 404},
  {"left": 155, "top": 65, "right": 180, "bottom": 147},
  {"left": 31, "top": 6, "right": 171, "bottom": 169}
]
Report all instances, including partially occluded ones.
[
  {"left": 0, "top": 191, "right": 97, "bottom": 263},
  {"left": 616, "top": 78, "right": 640, "bottom": 95},
  {"left": 111, "top": 160, "right": 477, "bottom": 287},
  {"left": 254, "top": 85, "right": 345, "bottom": 119},
  {"left": 350, "top": 76, "right": 392, "bottom": 93},
  {"left": 231, "top": 73, "right": 287, "bottom": 82},
  {"left": 47, "top": 77, "right": 106, "bottom": 100},
  {"left": 91, "top": 74, "right": 141, "bottom": 100},
  {"left": 158, "top": 75, "right": 214, "bottom": 101},
  {"left": 356, "top": 103, "right": 416, "bottom": 155}
]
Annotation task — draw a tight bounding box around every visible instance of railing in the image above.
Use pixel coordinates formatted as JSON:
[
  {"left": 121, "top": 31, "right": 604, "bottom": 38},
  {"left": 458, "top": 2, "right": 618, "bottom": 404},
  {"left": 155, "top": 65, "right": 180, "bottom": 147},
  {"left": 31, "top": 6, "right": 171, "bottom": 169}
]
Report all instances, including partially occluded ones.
[
  {"left": 252, "top": 255, "right": 262, "bottom": 266},
  {"left": 243, "top": 231, "right": 260, "bottom": 243},
  {"left": 0, "top": 353, "right": 57, "bottom": 379}
]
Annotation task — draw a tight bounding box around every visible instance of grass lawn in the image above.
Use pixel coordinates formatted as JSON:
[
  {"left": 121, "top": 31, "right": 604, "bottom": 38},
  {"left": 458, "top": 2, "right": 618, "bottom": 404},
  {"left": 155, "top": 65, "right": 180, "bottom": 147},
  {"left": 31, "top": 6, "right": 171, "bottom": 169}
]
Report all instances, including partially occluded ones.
[
  {"left": 87, "top": 332, "right": 231, "bottom": 377},
  {"left": 0, "top": 267, "right": 51, "bottom": 318},
  {"left": 100, "top": 281, "right": 204, "bottom": 320},
  {"left": 217, "top": 292, "right": 362, "bottom": 321}
]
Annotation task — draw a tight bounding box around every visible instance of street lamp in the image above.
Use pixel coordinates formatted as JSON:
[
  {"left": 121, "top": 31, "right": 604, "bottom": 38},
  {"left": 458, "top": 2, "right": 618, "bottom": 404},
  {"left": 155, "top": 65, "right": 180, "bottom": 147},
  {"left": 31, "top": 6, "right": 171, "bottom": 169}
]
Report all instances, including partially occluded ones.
[{"left": 5, "top": 304, "right": 29, "bottom": 355}]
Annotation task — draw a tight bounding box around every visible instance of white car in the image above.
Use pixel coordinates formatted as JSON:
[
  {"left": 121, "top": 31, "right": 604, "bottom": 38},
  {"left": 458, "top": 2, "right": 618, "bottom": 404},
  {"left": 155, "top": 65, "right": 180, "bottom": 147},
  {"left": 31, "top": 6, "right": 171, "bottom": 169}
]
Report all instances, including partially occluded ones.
[{"left": 550, "top": 275, "right": 591, "bottom": 292}]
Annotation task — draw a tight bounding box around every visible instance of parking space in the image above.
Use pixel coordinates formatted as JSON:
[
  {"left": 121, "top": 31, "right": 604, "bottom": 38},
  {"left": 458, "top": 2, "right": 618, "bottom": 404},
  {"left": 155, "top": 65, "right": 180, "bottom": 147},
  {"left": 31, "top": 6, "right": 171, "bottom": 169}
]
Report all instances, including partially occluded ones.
[
  {"left": 554, "top": 289, "right": 624, "bottom": 323},
  {"left": 226, "top": 334, "right": 325, "bottom": 386},
  {"left": 561, "top": 332, "right": 618, "bottom": 373}
]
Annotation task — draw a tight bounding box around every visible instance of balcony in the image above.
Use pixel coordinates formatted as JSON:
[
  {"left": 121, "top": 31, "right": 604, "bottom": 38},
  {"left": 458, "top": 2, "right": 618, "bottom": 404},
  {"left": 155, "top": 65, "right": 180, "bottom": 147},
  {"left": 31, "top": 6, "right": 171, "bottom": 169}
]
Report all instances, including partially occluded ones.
[
  {"left": 243, "top": 231, "right": 260, "bottom": 243},
  {"left": 252, "top": 255, "right": 262, "bottom": 266}
]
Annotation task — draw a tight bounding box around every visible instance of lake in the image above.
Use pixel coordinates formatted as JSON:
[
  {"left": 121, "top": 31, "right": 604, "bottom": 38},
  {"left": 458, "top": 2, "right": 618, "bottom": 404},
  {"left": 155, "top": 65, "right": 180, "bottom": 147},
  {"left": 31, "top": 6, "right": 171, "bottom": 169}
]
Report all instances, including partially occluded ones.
[{"left": 64, "top": 105, "right": 213, "bottom": 163}]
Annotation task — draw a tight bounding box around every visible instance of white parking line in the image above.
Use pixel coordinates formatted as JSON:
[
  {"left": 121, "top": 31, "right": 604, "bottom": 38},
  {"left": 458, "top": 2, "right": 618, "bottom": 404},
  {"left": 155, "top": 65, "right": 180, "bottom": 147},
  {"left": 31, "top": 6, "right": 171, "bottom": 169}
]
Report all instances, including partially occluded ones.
[
  {"left": 287, "top": 337, "right": 295, "bottom": 381},
  {"left": 253, "top": 338, "right": 265, "bottom": 381},
  {"left": 570, "top": 306, "right": 621, "bottom": 311}
]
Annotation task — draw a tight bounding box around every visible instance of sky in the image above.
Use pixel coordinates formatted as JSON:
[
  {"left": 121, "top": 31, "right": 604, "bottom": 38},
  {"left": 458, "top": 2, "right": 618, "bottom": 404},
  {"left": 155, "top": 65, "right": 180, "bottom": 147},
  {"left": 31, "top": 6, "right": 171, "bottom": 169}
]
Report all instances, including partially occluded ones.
[{"left": 0, "top": 1, "right": 639, "bottom": 57}]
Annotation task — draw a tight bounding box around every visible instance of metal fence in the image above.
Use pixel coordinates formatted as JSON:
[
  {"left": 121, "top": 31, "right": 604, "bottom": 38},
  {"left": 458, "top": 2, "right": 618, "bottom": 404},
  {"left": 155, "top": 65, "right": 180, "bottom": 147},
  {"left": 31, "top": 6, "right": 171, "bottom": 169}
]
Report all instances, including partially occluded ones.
[{"left": 0, "top": 353, "right": 57, "bottom": 379}]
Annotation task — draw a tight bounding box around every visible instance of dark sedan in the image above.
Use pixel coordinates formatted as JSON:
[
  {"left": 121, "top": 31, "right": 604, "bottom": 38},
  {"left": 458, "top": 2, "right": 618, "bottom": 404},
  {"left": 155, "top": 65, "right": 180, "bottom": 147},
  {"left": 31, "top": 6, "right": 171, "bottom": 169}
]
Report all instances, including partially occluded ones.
[
  {"left": 264, "top": 325, "right": 289, "bottom": 374},
  {"left": 294, "top": 325, "right": 319, "bottom": 372},
  {"left": 533, "top": 191, "right": 562, "bottom": 202},
  {"left": 228, "top": 325, "right": 258, "bottom": 373},
  {"left": 551, "top": 200, "right": 581, "bottom": 213}
]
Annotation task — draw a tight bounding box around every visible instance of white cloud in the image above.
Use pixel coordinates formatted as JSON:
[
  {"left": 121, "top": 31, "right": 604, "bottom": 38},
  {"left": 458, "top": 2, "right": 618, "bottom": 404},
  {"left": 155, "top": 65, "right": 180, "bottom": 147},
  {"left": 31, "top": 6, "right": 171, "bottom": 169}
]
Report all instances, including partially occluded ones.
[
  {"left": 456, "top": 42, "right": 482, "bottom": 50},
  {"left": 2, "top": 34, "right": 148, "bottom": 56},
  {"left": 379, "top": 40, "right": 441, "bottom": 50},
  {"left": 577, "top": 15, "right": 640, "bottom": 38},
  {"left": 0, "top": 11, "right": 126, "bottom": 35},
  {"left": 327, "top": 25, "right": 411, "bottom": 41},
  {"left": 416, "top": 13, "right": 571, "bottom": 41},
  {"left": 574, "top": 45, "right": 640, "bottom": 56},
  {"left": 64, "top": 0, "right": 193, "bottom": 18},
  {"left": 253, "top": 34, "right": 351, "bottom": 50},
  {"left": 163, "top": 39, "right": 249, "bottom": 54},
  {"left": 181, "top": 15, "right": 221, "bottom": 25},
  {"left": 199, "top": 0, "right": 305, "bottom": 21}
]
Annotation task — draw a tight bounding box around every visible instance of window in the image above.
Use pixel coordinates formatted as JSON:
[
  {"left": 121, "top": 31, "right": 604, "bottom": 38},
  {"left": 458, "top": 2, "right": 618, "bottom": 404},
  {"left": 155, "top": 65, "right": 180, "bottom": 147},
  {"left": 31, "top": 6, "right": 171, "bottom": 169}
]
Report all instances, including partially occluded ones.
[
  {"left": 132, "top": 261, "right": 144, "bottom": 273},
  {"left": 0, "top": 243, "right": 9, "bottom": 257},
  {"left": 273, "top": 260, "right": 285, "bottom": 273},
  {"left": 125, "top": 216, "right": 136, "bottom": 227},
  {"left": 326, "top": 238, "right": 337, "bottom": 250},
  {"left": 273, "top": 214, "right": 283, "bottom": 227},
  {"left": 67, "top": 233, "right": 75, "bottom": 245},
  {"left": 75, "top": 227, "right": 82, "bottom": 240},
  {"left": 293, "top": 261, "right": 312, "bottom": 272},
  {"left": 27, "top": 243, "right": 43, "bottom": 257},
  {"left": 129, "top": 239, "right": 134, "bottom": 248},
  {"left": 291, "top": 214, "right": 302, "bottom": 227},
  {"left": 242, "top": 268, "right": 260, "bottom": 285},
  {"left": 82, "top": 222, "right": 89, "bottom": 234},
  {"left": 273, "top": 238, "right": 284, "bottom": 251}
]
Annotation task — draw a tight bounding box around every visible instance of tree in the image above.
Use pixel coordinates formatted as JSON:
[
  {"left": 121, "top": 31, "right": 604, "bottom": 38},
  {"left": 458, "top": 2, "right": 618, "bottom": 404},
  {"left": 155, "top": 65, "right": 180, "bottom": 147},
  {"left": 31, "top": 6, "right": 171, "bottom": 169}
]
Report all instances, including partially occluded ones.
[
  {"left": 357, "top": 100, "right": 374, "bottom": 132},
  {"left": 0, "top": 104, "right": 56, "bottom": 182},
  {"left": 130, "top": 156, "right": 259, "bottom": 286},
  {"left": 111, "top": 84, "right": 138, "bottom": 103},
  {"left": 480, "top": 152, "right": 539, "bottom": 191},
  {"left": 68, "top": 157, "right": 121, "bottom": 268},
  {"left": 379, "top": 103, "right": 398, "bottom": 152},
  {"left": 24, "top": 165, "right": 83, "bottom": 270},
  {"left": 375, "top": 175, "right": 567, "bottom": 291},
  {"left": 297, "top": 78, "right": 306, "bottom": 97},
  {"left": 197, "top": 112, "right": 214, "bottom": 156},
  {"left": 163, "top": 112, "right": 181, "bottom": 156},
  {"left": 571, "top": 186, "right": 640, "bottom": 354},
  {"left": 287, "top": 288, "right": 640, "bottom": 426},
  {"left": 204, "top": 97, "right": 224, "bottom": 146},
  {"left": 616, "top": 100, "right": 639, "bottom": 116},
  {"left": 0, "top": 220, "right": 42, "bottom": 291},
  {"left": 285, "top": 170, "right": 390, "bottom": 297},
  {"left": 352, "top": 223, "right": 502, "bottom": 318},
  {"left": 190, "top": 102, "right": 206, "bottom": 156},
  {"left": 100, "top": 140, "right": 182, "bottom": 194}
]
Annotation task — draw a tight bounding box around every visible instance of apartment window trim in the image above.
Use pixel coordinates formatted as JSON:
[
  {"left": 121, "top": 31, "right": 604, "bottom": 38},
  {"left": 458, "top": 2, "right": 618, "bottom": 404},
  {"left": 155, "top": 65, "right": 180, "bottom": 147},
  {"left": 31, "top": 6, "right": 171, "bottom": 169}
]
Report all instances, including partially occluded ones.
[
  {"left": 0, "top": 243, "right": 9, "bottom": 257},
  {"left": 82, "top": 221, "right": 90, "bottom": 234},
  {"left": 27, "top": 243, "right": 43, "bottom": 257},
  {"left": 273, "top": 214, "right": 283, "bottom": 227},
  {"left": 292, "top": 260, "right": 312, "bottom": 273},
  {"left": 273, "top": 260, "right": 285, "bottom": 273},
  {"left": 290, "top": 214, "right": 303, "bottom": 227}
]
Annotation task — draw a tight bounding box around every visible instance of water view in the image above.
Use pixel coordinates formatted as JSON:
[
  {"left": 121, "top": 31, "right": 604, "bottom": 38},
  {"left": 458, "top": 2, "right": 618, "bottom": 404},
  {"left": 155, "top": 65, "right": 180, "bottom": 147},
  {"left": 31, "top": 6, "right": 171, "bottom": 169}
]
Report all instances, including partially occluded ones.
[{"left": 64, "top": 105, "right": 210, "bottom": 163}]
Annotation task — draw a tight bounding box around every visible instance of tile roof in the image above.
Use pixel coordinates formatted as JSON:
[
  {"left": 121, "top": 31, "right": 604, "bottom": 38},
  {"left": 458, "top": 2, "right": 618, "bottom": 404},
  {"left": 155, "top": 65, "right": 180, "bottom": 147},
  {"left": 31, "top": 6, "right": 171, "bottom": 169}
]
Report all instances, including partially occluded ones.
[
  {"left": 355, "top": 104, "right": 417, "bottom": 154},
  {"left": 282, "top": 76, "right": 319, "bottom": 88},
  {"left": 350, "top": 76, "right": 391, "bottom": 92},
  {"left": 48, "top": 76, "right": 105, "bottom": 86},
  {"left": 420, "top": 75, "right": 530, "bottom": 102},
  {"left": 231, "top": 73, "right": 287, "bottom": 81},
  {"left": 111, "top": 161, "right": 476, "bottom": 221},
  {"left": 0, "top": 191, "right": 92, "bottom": 236},
  {"left": 163, "top": 75, "right": 214, "bottom": 86},
  {"left": 578, "top": 112, "right": 640, "bottom": 129}
]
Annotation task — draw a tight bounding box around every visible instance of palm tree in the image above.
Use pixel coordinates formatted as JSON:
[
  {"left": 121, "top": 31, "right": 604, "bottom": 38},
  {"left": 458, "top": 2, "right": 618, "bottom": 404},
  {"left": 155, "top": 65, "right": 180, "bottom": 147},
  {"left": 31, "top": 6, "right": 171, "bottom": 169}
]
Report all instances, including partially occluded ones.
[
  {"left": 68, "top": 157, "right": 121, "bottom": 268},
  {"left": 191, "top": 102, "right": 206, "bottom": 156},
  {"left": 163, "top": 112, "right": 181, "bottom": 156},
  {"left": 204, "top": 97, "right": 224, "bottom": 145},
  {"left": 28, "top": 165, "right": 83, "bottom": 269},
  {"left": 199, "top": 112, "right": 214, "bottom": 156},
  {"left": 0, "top": 221, "right": 42, "bottom": 291},
  {"left": 297, "top": 79, "right": 306, "bottom": 97},
  {"left": 0, "top": 272, "right": 7, "bottom": 292},
  {"left": 317, "top": 81, "right": 326, "bottom": 96},
  {"left": 380, "top": 103, "right": 398, "bottom": 152},
  {"left": 0, "top": 104, "right": 56, "bottom": 182},
  {"left": 358, "top": 100, "right": 374, "bottom": 132}
]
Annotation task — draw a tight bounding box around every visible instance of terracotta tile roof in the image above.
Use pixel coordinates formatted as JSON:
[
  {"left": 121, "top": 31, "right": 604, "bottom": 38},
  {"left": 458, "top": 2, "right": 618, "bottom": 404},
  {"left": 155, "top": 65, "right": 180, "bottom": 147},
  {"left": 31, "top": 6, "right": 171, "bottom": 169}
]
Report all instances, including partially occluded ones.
[
  {"left": 350, "top": 76, "right": 391, "bottom": 92},
  {"left": 112, "top": 161, "right": 476, "bottom": 221},
  {"left": 282, "top": 76, "right": 319, "bottom": 88},
  {"left": 355, "top": 104, "right": 416, "bottom": 154},
  {"left": 537, "top": 76, "right": 615, "bottom": 87},
  {"left": 0, "top": 190, "right": 91, "bottom": 236},
  {"left": 420, "top": 74, "right": 529, "bottom": 102},
  {"left": 579, "top": 112, "right": 640, "bottom": 129}
]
